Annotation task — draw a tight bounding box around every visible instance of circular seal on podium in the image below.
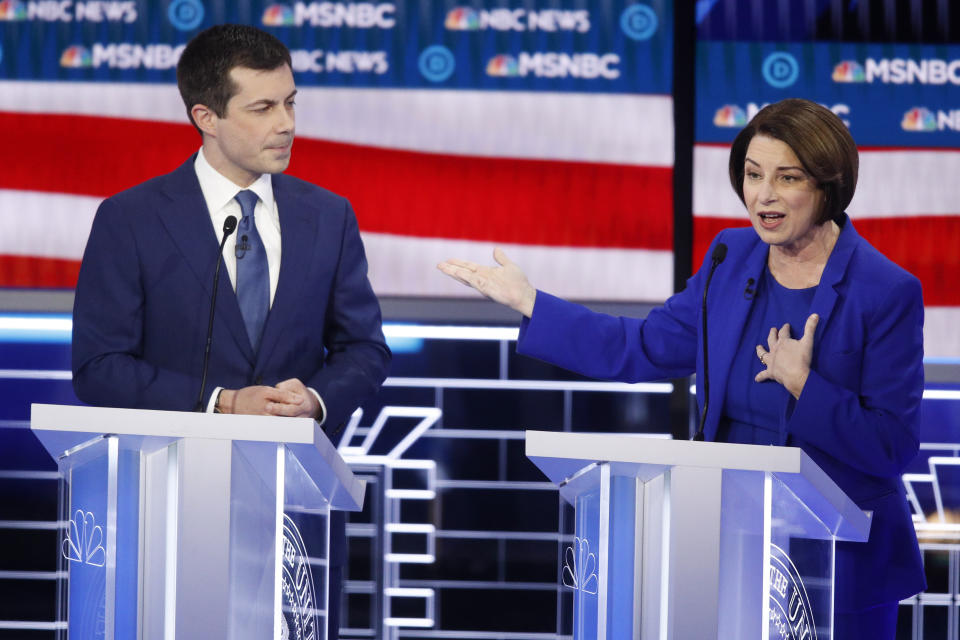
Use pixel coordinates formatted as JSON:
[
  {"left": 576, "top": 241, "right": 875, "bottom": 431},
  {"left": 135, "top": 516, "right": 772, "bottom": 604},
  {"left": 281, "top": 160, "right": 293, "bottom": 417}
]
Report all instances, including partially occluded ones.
[
  {"left": 768, "top": 543, "right": 818, "bottom": 640},
  {"left": 280, "top": 514, "right": 320, "bottom": 640}
]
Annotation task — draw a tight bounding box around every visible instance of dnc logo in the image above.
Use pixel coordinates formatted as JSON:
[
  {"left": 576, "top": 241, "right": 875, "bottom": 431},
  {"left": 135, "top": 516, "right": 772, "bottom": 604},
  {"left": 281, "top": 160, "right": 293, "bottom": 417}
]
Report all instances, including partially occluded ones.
[
  {"left": 713, "top": 104, "right": 748, "bottom": 128},
  {"left": 832, "top": 60, "right": 865, "bottom": 83},
  {"left": 445, "top": 6, "right": 479, "bottom": 30},
  {"left": 762, "top": 52, "right": 799, "bottom": 88},
  {"left": 263, "top": 3, "right": 295, "bottom": 25},
  {"left": 901, "top": 107, "right": 938, "bottom": 132},
  {"left": 60, "top": 45, "right": 93, "bottom": 68},
  {"left": 0, "top": 0, "right": 26, "bottom": 20},
  {"left": 486, "top": 54, "right": 519, "bottom": 77},
  {"left": 168, "top": 0, "right": 204, "bottom": 30},
  {"left": 418, "top": 45, "right": 455, "bottom": 82},
  {"left": 620, "top": 4, "right": 657, "bottom": 41}
]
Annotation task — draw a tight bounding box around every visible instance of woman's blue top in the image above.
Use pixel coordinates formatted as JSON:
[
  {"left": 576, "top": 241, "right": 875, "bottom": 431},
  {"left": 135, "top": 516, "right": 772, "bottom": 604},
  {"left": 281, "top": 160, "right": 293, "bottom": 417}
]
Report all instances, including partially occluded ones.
[{"left": 716, "top": 267, "right": 817, "bottom": 446}]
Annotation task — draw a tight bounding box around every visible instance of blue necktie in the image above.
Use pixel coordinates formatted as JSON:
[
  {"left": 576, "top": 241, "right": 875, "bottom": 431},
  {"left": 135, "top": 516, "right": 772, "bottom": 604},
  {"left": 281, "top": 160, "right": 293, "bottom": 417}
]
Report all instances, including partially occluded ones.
[{"left": 234, "top": 190, "right": 269, "bottom": 352}]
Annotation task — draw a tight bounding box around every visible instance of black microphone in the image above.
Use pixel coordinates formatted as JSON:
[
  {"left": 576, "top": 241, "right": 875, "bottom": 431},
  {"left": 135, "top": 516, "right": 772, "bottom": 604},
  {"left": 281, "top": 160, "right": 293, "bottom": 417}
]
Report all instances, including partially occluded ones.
[
  {"left": 744, "top": 277, "right": 756, "bottom": 300},
  {"left": 195, "top": 215, "right": 238, "bottom": 411},
  {"left": 693, "top": 242, "right": 727, "bottom": 441}
]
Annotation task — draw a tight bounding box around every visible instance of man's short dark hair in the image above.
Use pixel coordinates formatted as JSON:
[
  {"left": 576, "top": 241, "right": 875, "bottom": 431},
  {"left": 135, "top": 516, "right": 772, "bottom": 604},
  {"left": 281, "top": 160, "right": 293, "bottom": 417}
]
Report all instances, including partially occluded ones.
[
  {"left": 176, "top": 24, "right": 292, "bottom": 134},
  {"left": 728, "top": 98, "right": 859, "bottom": 226}
]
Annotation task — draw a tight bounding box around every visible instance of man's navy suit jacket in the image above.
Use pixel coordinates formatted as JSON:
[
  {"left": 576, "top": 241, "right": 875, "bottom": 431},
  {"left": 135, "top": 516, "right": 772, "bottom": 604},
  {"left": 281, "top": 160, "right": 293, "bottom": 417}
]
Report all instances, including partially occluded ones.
[
  {"left": 518, "top": 217, "right": 926, "bottom": 611},
  {"left": 72, "top": 156, "right": 390, "bottom": 433},
  {"left": 72, "top": 157, "right": 392, "bottom": 582}
]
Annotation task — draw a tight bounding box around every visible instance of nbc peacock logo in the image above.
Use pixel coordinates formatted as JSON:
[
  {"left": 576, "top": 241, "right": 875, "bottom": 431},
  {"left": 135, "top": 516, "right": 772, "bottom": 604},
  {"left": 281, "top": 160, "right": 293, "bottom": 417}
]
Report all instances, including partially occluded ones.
[
  {"left": 0, "top": 0, "right": 27, "bottom": 20},
  {"left": 562, "top": 537, "right": 599, "bottom": 594},
  {"left": 60, "top": 46, "right": 93, "bottom": 68},
  {"left": 445, "top": 6, "right": 479, "bottom": 30},
  {"left": 832, "top": 60, "right": 865, "bottom": 83},
  {"left": 262, "top": 3, "right": 295, "bottom": 26},
  {"left": 713, "top": 104, "right": 748, "bottom": 128},
  {"left": 901, "top": 107, "right": 937, "bottom": 132},
  {"left": 486, "top": 54, "right": 519, "bottom": 77}
]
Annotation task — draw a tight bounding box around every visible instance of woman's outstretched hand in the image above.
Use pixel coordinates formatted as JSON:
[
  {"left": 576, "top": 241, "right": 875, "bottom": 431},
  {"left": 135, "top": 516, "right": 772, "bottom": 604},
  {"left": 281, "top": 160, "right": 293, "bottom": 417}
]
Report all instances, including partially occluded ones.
[{"left": 437, "top": 248, "right": 537, "bottom": 317}]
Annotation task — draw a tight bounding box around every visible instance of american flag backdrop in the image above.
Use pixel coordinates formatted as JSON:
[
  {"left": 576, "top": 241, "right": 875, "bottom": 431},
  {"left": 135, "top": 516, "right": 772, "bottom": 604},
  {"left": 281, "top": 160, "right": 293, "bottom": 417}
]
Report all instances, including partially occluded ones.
[
  {"left": 693, "top": 142, "right": 960, "bottom": 360},
  {"left": 0, "top": 0, "right": 677, "bottom": 305},
  {"left": 693, "top": 4, "right": 960, "bottom": 361},
  {"left": 1, "top": 0, "right": 958, "bottom": 358},
  {"left": 0, "top": 83, "right": 674, "bottom": 301}
]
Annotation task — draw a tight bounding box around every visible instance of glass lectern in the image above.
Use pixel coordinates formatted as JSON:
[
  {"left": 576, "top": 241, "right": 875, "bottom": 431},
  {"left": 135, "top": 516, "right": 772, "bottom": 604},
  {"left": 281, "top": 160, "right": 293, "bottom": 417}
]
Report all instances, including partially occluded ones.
[
  {"left": 526, "top": 431, "right": 871, "bottom": 640},
  {"left": 31, "top": 403, "right": 365, "bottom": 640}
]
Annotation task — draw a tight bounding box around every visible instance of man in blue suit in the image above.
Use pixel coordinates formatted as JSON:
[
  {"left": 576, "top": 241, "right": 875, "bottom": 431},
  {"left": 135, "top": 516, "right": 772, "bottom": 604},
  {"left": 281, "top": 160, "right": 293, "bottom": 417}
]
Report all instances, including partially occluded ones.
[{"left": 72, "top": 24, "right": 390, "bottom": 640}]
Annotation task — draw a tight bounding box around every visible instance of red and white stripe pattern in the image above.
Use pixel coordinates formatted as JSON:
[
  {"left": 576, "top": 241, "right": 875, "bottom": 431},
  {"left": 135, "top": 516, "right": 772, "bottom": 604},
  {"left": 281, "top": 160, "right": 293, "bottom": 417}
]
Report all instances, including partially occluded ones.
[
  {"left": 0, "top": 81, "right": 674, "bottom": 301},
  {"left": 6, "top": 80, "right": 953, "bottom": 357},
  {"left": 694, "top": 143, "right": 960, "bottom": 358}
]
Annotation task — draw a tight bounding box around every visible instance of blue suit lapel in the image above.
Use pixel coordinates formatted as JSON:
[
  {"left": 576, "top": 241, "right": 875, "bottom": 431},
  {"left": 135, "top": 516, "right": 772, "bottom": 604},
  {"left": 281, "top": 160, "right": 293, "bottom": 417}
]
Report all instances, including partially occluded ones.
[
  {"left": 704, "top": 238, "right": 768, "bottom": 441},
  {"left": 256, "top": 176, "right": 317, "bottom": 368},
  {"left": 701, "top": 218, "right": 858, "bottom": 442},
  {"left": 772, "top": 218, "right": 857, "bottom": 444},
  {"left": 158, "top": 158, "right": 255, "bottom": 366},
  {"left": 809, "top": 217, "right": 857, "bottom": 347}
]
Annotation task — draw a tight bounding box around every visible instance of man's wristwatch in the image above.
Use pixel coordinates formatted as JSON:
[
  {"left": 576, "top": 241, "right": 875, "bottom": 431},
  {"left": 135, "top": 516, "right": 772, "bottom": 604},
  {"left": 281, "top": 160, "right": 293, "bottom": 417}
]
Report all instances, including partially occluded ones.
[{"left": 213, "top": 389, "right": 224, "bottom": 413}]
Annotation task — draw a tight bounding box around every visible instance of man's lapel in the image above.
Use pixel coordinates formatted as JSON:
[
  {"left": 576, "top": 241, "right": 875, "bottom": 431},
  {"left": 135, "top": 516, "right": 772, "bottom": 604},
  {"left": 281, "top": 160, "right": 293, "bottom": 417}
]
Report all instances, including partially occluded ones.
[
  {"left": 158, "top": 157, "right": 255, "bottom": 365},
  {"left": 256, "top": 176, "right": 318, "bottom": 367}
]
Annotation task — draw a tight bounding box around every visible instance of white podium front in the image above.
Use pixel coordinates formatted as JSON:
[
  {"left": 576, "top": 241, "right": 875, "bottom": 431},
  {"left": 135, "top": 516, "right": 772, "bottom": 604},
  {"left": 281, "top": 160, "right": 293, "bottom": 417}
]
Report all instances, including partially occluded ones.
[
  {"left": 526, "top": 431, "right": 872, "bottom": 640},
  {"left": 31, "top": 403, "right": 365, "bottom": 640}
]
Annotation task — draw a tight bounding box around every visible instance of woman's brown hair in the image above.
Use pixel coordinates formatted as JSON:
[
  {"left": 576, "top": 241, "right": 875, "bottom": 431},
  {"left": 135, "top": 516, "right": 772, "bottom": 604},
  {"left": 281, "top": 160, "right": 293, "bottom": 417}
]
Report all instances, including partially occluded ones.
[{"left": 728, "top": 98, "right": 858, "bottom": 225}]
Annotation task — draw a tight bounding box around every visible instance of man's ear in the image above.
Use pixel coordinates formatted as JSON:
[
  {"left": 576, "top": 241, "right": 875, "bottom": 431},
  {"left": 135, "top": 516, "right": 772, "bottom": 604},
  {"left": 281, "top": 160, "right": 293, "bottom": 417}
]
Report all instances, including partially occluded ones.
[{"left": 191, "top": 104, "right": 218, "bottom": 137}]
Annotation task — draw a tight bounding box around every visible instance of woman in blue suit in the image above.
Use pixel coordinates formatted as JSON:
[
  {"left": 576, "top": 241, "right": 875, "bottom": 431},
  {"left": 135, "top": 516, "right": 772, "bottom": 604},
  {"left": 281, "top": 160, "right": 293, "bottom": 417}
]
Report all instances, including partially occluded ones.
[{"left": 438, "top": 98, "right": 925, "bottom": 638}]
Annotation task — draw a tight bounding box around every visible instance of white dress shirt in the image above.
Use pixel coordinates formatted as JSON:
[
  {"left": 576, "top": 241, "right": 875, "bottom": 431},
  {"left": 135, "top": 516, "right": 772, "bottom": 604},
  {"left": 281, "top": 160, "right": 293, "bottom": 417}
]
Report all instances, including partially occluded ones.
[
  {"left": 194, "top": 148, "right": 282, "bottom": 302},
  {"left": 195, "top": 149, "right": 325, "bottom": 422}
]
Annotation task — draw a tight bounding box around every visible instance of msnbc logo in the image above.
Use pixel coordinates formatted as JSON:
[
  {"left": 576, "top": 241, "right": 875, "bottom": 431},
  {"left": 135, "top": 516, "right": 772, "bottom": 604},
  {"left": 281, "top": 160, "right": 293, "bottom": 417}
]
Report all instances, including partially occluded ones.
[
  {"left": 445, "top": 6, "right": 478, "bottom": 30},
  {"left": 59, "top": 43, "right": 183, "bottom": 69},
  {"left": 868, "top": 58, "right": 960, "bottom": 85},
  {"left": 832, "top": 60, "right": 865, "bottom": 83},
  {"left": 485, "top": 52, "right": 618, "bottom": 79},
  {"left": 713, "top": 105, "right": 748, "bottom": 128},
  {"left": 486, "top": 54, "right": 519, "bottom": 77},
  {"left": 60, "top": 45, "right": 93, "bottom": 68},
  {"left": 263, "top": 3, "right": 295, "bottom": 26},
  {"left": 260, "top": 2, "right": 395, "bottom": 28},
  {"left": 0, "top": 0, "right": 26, "bottom": 20},
  {"left": 901, "top": 107, "right": 938, "bottom": 132}
]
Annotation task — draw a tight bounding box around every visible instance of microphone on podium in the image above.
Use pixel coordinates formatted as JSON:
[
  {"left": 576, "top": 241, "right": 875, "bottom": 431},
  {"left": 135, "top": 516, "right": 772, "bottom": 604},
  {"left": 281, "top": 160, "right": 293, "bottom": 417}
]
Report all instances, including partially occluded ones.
[
  {"left": 692, "top": 242, "right": 727, "bottom": 441},
  {"left": 195, "top": 215, "right": 238, "bottom": 412}
]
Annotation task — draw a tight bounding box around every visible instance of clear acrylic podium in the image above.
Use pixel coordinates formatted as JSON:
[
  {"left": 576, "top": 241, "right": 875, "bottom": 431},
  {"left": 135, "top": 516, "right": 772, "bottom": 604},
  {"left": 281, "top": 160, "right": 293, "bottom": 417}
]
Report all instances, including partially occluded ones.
[
  {"left": 30, "top": 403, "right": 365, "bottom": 640},
  {"left": 526, "top": 431, "right": 872, "bottom": 640}
]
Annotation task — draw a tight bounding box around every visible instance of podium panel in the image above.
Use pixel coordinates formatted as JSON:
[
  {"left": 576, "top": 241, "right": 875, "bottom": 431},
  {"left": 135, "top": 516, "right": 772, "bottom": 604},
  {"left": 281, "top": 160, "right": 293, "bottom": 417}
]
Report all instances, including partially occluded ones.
[
  {"left": 32, "top": 404, "right": 364, "bottom": 640},
  {"left": 718, "top": 469, "right": 835, "bottom": 639},
  {"left": 279, "top": 444, "right": 331, "bottom": 640},
  {"left": 528, "top": 432, "right": 870, "bottom": 640},
  {"left": 57, "top": 436, "right": 138, "bottom": 639}
]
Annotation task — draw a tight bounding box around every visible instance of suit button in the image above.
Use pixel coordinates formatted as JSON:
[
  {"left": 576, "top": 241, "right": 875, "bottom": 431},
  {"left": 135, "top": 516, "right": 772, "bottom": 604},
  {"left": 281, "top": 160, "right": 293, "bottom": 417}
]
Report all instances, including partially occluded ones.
[{"left": 255, "top": 376, "right": 263, "bottom": 385}]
